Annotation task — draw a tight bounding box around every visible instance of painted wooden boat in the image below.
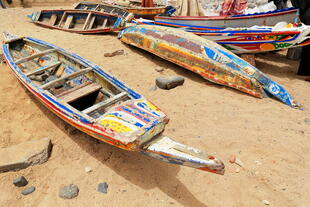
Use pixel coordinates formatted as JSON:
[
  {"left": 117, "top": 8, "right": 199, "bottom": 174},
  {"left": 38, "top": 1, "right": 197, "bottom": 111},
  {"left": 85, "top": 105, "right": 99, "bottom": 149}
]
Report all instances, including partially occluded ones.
[
  {"left": 119, "top": 25, "right": 300, "bottom": 108},
  {"left": 1, "top": 32, "right": 225, "bottom": 174},
  {"left": 73, "top": 1, "right": 134, "bottom": 22},
  {"left": 134, "top": 19, "right": 310, "bottom": 54},
  {"left": 155, "top": 7, "right": 299, "bottom": 29},
  {"left": 27, "top": 9, "right": 126, "bottom": 34},
  {"left": 74, "top": 1, "right": 166, "bottom": 19}
]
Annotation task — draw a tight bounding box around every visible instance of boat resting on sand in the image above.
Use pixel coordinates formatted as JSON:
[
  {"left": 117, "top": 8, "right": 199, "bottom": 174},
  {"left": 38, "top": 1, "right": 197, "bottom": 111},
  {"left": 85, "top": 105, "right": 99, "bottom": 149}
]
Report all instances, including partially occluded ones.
[
  {"left": 119, "top": 25, "right": 300, "bottom": 108},
  {"left": 1, "top": 32, "right": 225, "bottom": 174},
  {"left": 155, "top": 7, "right": 299, "bottom": 29},
  {"left": 73, "top": 1, "right": 134, "bottom": 22},
  {"left": 134, "top": 19, "right": 310, "bottom": 54},
  {"left": 27, "top": 9, "right": 126, "bottom": 34}
]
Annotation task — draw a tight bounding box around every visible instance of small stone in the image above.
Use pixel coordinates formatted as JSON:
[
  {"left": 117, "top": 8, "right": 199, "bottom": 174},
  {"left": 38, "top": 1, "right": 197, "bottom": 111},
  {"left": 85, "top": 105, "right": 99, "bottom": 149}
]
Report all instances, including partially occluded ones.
[
  {"left": 155, "top": 76, "right": 185, "bottom": 90},
  {"left": 21, "top": 186, "right": 35, "bottom": 195},
  {"left": 235, "top": 168, "right": 240, "bottom": 173},
  {"left": 85, "top": 166, "right": 92, "bottom": 173},
  {"left": 98, "top": 182, "right": 108, "bottom": 194},
  {"left": 262, "top": 200, "right": 270, "bottom": 205},
  {"left": 304, "top": 118, "right": 310, "bottom": 123},
  {"left": 155, "top": 67, "right": 164, "bottom": 72},
  {"left": 59, "top": 184, "right": 79, "bottom": 199},
  {"left": 13, "top": 176, "right": 28, "bottom": 187},
  {"left": 104, "top": 49, "right": 125, "bottom": 57}
]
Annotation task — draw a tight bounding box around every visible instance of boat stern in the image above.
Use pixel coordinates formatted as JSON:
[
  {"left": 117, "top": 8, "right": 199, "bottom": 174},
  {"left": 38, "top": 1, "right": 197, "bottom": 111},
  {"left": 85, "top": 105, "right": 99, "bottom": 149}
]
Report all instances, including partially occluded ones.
[{"left": 27, "top": 11, "right": 41, "bottom": 22}]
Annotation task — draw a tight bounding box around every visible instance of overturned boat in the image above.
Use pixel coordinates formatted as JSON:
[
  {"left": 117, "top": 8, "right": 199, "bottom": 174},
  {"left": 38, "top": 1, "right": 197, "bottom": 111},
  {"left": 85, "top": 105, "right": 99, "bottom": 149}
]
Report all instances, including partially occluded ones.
[
  {"left": 1, "top": 33, "right": 225, "bottom": 174},
  {"left": 119, "top": 25, "right": 300, "bottom": 108},
  {"left": 134, "top": 19, "right": 310, "bottom": 54},
  {"left": 27, "top": 9, "right": 126, "bottom": 34}
]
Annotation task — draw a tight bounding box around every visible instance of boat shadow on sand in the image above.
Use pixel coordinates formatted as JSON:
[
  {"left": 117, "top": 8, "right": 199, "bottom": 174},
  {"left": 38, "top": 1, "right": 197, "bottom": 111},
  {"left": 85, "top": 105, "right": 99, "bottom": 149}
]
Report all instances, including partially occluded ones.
[{"left": 22, "top": 84, "right": 209, "bottom": 207}]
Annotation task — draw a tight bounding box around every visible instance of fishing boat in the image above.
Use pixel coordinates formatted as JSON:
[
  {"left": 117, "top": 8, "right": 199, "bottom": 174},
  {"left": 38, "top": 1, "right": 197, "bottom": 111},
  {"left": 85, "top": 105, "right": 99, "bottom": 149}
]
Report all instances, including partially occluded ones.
[
  {"left": 73, "top": 1, "right": 166, "bottom": 19},
  {"left": 73, "top": 1, "right": 134, "bottom": 22},
  {"left": 1, "top": 32, "right": 225, "bottom": 174},
  {"left": 119, "top": 25, "right": 300, "bottom": 108},
  {"left": 155, "top": 7, "right": 299, "bottom": 29},
  {"left": 134, "top": 19, "right": 310, "bottom": 54},
  {"left": 27, "top": 9, "right": 126, "bottom": 34}
]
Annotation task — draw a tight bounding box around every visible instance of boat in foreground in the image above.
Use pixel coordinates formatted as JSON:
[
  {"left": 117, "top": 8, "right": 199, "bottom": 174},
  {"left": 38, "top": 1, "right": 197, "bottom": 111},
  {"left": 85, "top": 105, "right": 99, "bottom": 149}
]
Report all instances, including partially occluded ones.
[
  {"left": 134, "top": 19, "right": 310, "bottom": 54},
  {"left": 155, "top": 7, "right": 298, "bottom": 29},
  {"left": 1, "top": 33, "right": 224, "bottom": 174},
  {"left": 119, "top": 25, "right": 300, "bottom": 108},
  {"left": 27, "top": 9, "right": 126, "bottom": 34}
]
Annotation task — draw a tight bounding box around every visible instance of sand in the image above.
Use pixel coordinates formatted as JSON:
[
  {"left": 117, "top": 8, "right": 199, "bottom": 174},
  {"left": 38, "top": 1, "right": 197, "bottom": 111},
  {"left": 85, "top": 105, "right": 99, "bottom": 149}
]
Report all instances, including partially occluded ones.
[{"left": 0, "top": 7, "right": 309, "bottom": 207}]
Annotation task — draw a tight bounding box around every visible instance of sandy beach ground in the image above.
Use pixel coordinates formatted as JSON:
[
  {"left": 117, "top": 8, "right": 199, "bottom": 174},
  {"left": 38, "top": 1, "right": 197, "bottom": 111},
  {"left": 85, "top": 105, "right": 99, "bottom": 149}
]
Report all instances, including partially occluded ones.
[{"left": 0, "top": 7, "right": 309, "bottom": 207}]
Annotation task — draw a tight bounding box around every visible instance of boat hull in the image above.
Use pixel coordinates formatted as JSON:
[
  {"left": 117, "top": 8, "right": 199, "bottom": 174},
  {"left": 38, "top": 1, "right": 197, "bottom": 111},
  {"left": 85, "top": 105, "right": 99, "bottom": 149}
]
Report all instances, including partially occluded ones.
[
  {"left": 155, "top": 7, "right": 298, "bottom": 29},
  {"left": 119, "top": 25, "right": 300, "bottom": 108}
]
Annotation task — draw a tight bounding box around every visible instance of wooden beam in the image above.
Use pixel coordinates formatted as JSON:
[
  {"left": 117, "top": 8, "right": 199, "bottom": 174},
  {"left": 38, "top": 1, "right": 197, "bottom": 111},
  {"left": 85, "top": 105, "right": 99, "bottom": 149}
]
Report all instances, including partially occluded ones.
[
  {"left": 57, "top": 12, "right": 67, "bottom": 27},
  {"left": 48, "top": 14, "right": 58, "bottom": 26},
  {"left": 15, "top": 49, "right": 57, "bottom": 65},
  {"left": 59, "top": 83, "right": 102, "bottom": 103},
  {"left": 41, "top": 67, "right": 92, "bottom": 90},
  {"left": 88, "top": 16, "right": 96, "bottom": 29},
  {"left": 82, "top": 13, "right": 92, "bottom": 30},
  {"left": 102, "top": 18, "right": 108, "bottom": 28},
  {"left": 26, "top": 61, "right": 61, "bottom": 77},
  {"left": 64, "top": 15, "right": 74, "bottom": 29},
  {"left": 82, "top": 92, "right": 127, "bottom": 114}
]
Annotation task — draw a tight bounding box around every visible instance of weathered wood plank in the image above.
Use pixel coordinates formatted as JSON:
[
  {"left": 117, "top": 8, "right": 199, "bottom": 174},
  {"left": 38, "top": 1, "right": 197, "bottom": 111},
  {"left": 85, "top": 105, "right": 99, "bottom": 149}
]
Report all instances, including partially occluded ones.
[
  {"left": 82, "top": 92, "right": 127, "bottom": 114},
  {"left": 26, "top": 61, "right": 61, "bottom": 77},
  {"left": 64, "top": 15, "right": 74, "bottom": 29},
  {"left": 82, "top": 13, "right": 92, "bottom": 30},
  {"left": 57, "top": 12, "right": 67, "bottom": 27},
  {"left": 59, "top": 83, "right": 102, "bottom": 103},
  {"left": 15, "top": 49, "right": 57, "bottom": 65},
  {"left": 102, "top": 18, "right": 108, "bottom": 28},
  {"left": 88, "top": 16, "right": 96, "bottom": 29},
  {"left": 41, "top": 67, "right": 92, "bottom": 90},
  {"left": 48, "top": 14, "right": 58, "bottom": 26}
]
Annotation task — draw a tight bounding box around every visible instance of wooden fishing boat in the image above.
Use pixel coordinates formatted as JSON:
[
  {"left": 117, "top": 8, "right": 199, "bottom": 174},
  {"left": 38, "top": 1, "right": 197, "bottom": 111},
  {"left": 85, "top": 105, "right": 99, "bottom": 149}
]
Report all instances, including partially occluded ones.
[
  {"left": 73, "top": 1, "right": 134, "bottom": 22},
  {"left": 27, "top": 9, "right": 126, "bottom": 34},
  {"left": 74, "top": 1, "right": 166, "bottom": 19},
  {"left": 134, "top": 19, "right": 310, "bottom": 54},
  {"left": 1, "top": 32, "right": 225, "bottom": 174},
  {"left": 119, "top": 25, "right": 300, "bottom": 108},
  {"left": 155, "top": 7, "right": 299, "bottom": 29}
]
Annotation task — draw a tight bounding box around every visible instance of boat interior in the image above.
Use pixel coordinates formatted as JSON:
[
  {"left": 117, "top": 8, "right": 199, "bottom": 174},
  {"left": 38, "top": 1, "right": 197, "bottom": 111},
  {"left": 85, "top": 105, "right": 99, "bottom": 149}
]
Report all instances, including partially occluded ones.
[
  {"left": 37, "top": 11, "right": 118, "bottom": 30},
  {"left": 75, "top": 3, "right": 129, "bottom": 17},
  {"left": 9, "top": 39, "right": 131, "bottom": 119}
]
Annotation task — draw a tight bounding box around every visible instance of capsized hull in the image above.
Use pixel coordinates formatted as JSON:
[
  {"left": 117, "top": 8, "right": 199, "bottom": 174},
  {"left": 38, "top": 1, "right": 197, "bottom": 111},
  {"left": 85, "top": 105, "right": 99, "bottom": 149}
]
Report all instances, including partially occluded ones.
[
  {"left": 119, "top": 25, "right": 300, "bottom": 108},
  {"left": 155, "top": 7, "right": 298, "bottom": 29},
  {"left": 2, "top": 33, "right": 224, "bottom": 174},
  {"left": 27, "top": 9, "right": 126, "bottom": 34}
]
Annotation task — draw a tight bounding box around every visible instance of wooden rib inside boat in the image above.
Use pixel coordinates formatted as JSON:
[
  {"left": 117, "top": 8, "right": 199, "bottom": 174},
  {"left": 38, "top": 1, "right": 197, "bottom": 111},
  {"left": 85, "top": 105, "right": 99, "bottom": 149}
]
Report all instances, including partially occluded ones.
[{"left": 28, "top": 10, "right": 125, "bottom": 34}]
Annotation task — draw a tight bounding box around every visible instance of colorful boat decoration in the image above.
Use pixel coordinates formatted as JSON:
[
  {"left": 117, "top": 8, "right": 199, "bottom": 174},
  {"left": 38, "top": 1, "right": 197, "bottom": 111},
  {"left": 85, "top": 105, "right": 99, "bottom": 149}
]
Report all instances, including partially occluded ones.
[
  {"left": 73, "top": 1, "right": 134, "bottom": 22},
  {"left": 155, "top": 7, "right": 299, "bottom": 29},
  {"left": 1, "top": 32, "right": 225, "bottom": 174},
  {"left": 134, "top": 19, "right": 310, "bottom": 54},
  {"left": 27, "top": 9, "right": 126, "bottom": 34},
  {"left": 119, "top": 25, "right": 300, "bottom": 108}
]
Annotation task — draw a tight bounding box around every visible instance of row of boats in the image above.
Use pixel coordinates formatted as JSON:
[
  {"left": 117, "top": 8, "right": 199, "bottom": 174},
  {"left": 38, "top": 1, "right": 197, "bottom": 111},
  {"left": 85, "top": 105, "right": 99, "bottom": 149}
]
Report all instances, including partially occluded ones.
[{"left": 2, "top": 1, "right": 307, "bottom": 174}]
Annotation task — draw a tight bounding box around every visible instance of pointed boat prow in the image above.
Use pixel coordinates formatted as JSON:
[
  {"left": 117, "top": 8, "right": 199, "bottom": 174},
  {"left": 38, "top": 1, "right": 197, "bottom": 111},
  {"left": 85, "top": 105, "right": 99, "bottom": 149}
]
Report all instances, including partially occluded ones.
[{"left": 142, "top": 135, "right": 225, "bottom": 175}]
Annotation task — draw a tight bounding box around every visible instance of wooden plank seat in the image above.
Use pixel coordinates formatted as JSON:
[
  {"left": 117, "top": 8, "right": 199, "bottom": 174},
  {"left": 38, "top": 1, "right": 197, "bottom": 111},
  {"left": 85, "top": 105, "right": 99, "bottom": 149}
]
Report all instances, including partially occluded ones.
[
  {"left": 25, "top": 61, "right": 61, "bottom": 77},
  {"left": 15, "top": 49, "right": 57, "bottom": 65},
  {"left": 48, "top": 14, "right": 58, "bottom": 26},
  {"left": 58, "top": 82, "right": 102, "bottom": 103},
  {"left": 41, "top": 67, "right": 92, "bottom": 90},
  {"left": 82, "top": 91, "right": 127, "bottom": 114},
  {"left": 64, "top": 15, "right": 74, "bottom": 29}
]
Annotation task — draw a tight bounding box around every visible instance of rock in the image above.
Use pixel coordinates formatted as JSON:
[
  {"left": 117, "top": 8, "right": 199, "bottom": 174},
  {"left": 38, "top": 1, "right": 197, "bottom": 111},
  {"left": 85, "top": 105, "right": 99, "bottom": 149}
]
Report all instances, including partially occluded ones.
[
  {"left": 155, "top": 76, "right": 185, "bottom": 90},
  {"left": 21, "top": 186, "right": 35, "bottom": 195},
  {"left": 155, "top": 67, "right": 165, "bottom": 72},
  {"left": 59, "top": 184, "right": 79, "bottom": 199},
  {"left": 304, "top": 118, "right": 310, "bottom": 123},
  {"left": 104, "top": 49, "right": 125, "bottom": 57},
  {"left": 13, "top": 176, "right": 28, "bottom": 187},
  {"left": 262, "top": 200, "right": 270, "bottom": 205},
  {"left": 98, "top": 182, "right": 108, "bottom": 194},
  {"left": 0, "top": 137, "right": 52, "bottom": 173},
  {"left": 85, "top": 166, "right": 92, "bottom": 173}
]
